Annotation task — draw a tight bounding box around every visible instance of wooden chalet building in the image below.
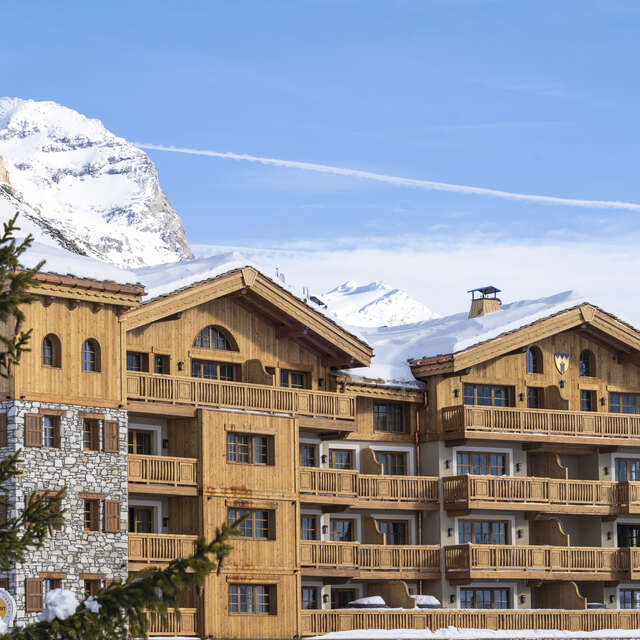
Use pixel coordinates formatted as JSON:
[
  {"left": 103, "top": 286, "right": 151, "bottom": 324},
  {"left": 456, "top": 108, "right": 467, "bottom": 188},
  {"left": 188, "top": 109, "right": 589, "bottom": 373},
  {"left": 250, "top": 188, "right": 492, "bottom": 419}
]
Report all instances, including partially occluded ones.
[{"left": 4, "top": 264, "right": 640, "bottom": 638}]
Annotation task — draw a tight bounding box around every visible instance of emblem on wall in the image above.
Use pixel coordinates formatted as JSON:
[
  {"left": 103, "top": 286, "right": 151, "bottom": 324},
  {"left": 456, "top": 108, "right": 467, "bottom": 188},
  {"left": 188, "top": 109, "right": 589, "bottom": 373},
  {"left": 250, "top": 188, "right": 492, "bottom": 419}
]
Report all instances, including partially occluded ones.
[
  {"left": 0, "top": 588, "right": 16, "bottom": 629},
  {"left": 554, "top": 353, "right": 569, "bottom": 374}
]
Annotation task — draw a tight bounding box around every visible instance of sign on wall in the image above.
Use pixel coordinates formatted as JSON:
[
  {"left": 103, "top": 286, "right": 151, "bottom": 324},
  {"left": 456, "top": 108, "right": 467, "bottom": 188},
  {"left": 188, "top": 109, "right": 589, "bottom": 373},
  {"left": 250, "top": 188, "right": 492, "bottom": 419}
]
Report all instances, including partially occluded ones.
[{"left": 0, "top": 588, "right": 17, "bottom": 628}]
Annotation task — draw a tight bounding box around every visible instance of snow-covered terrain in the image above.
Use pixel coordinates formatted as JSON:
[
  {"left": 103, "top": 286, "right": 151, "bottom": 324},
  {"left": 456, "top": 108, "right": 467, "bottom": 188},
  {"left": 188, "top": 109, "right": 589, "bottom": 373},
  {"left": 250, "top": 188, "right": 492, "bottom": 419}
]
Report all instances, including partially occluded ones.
[
  {"left": 320, "top": 281, "right": 439, "bottom": 327},
  {"left": 0, "top": 98, "right": 192, "bottom": 267}
]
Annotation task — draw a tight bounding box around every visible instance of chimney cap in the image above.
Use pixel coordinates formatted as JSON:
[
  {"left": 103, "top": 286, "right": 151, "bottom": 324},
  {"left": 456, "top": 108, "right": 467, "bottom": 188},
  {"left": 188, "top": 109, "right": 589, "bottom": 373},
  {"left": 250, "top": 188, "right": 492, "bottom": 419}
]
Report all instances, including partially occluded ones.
[{"left": 468, "top": 285, "right": 501, "bottom": 300}]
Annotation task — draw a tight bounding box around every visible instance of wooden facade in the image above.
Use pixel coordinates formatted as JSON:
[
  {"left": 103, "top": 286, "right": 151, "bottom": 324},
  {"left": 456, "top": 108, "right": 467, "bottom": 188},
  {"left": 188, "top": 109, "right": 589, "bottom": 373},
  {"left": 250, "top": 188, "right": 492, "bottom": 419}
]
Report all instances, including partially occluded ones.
[{"left": 14, "top": 270, "right": 640, "bottom": 638}]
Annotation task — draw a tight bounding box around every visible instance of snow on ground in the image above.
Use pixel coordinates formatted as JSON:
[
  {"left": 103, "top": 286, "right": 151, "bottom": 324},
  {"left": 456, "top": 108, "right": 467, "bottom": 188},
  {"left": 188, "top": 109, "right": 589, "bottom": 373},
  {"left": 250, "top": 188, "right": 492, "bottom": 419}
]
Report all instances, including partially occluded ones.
[
  {"left": 321, "top": 281, "right": 440, "bottom": 328},
  {"left": 312, "top": 628, "right": 640, "bottom": 639},
  {"left": 349, "top": 597, "right": 387, "bottom": 607}
]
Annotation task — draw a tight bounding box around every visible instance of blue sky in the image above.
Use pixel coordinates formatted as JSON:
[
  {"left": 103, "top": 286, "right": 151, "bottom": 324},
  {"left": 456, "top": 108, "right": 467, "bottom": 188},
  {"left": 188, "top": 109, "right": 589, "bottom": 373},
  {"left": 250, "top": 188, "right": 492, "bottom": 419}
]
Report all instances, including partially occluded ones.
[{"left": 3, "top": 0, "right": 640, "bottom": 314}]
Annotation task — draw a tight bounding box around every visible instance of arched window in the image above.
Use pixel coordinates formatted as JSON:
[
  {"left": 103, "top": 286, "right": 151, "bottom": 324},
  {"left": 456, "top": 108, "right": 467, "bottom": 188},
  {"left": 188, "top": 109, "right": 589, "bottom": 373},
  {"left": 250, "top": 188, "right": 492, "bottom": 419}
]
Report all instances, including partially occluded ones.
[
  {"left": 580, "top": 350, "right": 595, "bottom": 377},
  {"left": 193, "top": 326, "right": 236, "bottom": 351},
  {"left": 526, "top": 347, "right": 543, "bottom": 374},
  {"left": 82, "top": 339, "right": 101, "bottom": 372},
  {"left": 42, "top": 334, "right": 61, "bottom": 368}
]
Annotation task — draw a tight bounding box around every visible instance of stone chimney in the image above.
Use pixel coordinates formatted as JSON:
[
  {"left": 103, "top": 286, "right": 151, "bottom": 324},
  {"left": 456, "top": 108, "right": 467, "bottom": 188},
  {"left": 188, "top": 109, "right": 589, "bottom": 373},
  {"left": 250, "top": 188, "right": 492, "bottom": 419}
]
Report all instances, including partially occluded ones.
[
  {"left": 468, "top": 286, "right": 501, "bottom": 318},
  {"left": 0, "top": 156, "right": 10, "bottom": 185}
]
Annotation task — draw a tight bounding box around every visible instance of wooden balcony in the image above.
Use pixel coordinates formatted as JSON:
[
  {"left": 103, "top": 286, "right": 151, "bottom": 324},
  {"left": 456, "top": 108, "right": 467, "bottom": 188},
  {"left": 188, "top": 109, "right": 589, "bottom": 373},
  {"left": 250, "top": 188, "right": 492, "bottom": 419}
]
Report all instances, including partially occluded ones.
[
  {"left": 443, "top": 475, "right": 620, "bottom": 515},
  {"left": 300, "top": 541, "right": 440, "bottom": 579},
  {"left": 300, "top": 609, "right": 640, "bottom": 636},
  {"left": 127, "top": 372, "right": 356, "bottom": 422},
  {"left": 298, "top": 467, "right": 439, "bottom": 510},
  {"left": 128, "top": 454, "right": 199, "bottom": 496},
  {"left": 444, "top": 544, "right": 633, "bottom": 582},
  {"left": 146, "top": 608, "right": 198, "bottom": 636},
  {"left": 129, "top": 533, "right": 198, "bottom": 569},
  {"left": 442, "top": 405, "right": 640, "bottom": 446}
]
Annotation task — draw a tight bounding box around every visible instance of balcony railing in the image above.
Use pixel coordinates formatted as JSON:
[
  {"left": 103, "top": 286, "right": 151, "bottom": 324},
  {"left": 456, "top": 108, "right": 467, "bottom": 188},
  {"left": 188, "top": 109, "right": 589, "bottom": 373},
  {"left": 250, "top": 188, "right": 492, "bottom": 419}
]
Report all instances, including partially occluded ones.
[
  {"left": 442, "top": 405, "right": 640, "bottom": 444},
  {"left": 298, "top": 467, "right": 439, "bottom": 507},
  {"left": 129, "top": 533, "right": 198, "bottom": 564},
  {"left": 146, "top": 608, "right": 198, "bottom": 636},
  {"left": 127, "top": 372, "right": 355, "bottom": 420},
  {"left": 444, "top": 544, "right": 632, "bottom": 581},
  {"left": 300, "top": 541, "right": 440, "bottom": 575},
  {"left": 443, "top": 475, "right": 620, "bottom": 515},
  {"left": 128, "top": 454, "right": 198, "bottom": 491},
  {"left": 300, "top": 609, "right": 640, "bottom": 636}
]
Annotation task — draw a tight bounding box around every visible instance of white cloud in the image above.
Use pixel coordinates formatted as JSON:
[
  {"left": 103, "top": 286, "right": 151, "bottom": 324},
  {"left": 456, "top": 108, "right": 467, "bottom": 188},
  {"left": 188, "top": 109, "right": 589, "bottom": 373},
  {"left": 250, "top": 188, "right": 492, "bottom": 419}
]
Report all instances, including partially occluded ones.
[{"left": 136, "top": 143, "right": 640, "bottom": 212}]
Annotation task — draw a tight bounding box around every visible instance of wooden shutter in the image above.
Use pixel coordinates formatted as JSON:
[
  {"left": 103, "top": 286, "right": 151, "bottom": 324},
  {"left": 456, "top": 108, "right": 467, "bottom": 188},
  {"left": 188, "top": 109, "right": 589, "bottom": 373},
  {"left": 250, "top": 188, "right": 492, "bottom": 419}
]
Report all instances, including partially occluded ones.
[
  {"left": 267, "top": 435, "right": 275, "bottom": 466},
  {"left": 104, "top": 500, "right": 120, "bottom": 533},
  {"left": 269, "top": 584, "right": 277, "bottom": 614},
  {"left": 25, "top": 578, "right": 43, "bottom": 612},
  {"left": 0, "top": 414, "right": 7, "bottom": 447},
  {"left": 0, "top": 500, "right": 7, "bottom": 525},
  {"left": 103, "top": 421, "right": 119, "bottom": 453},
  {"left": 25, "top": 414, "right": 42, "bottom": 447},
  {"left": 267, "top": 510, "right": 276, "bottom": 540}
]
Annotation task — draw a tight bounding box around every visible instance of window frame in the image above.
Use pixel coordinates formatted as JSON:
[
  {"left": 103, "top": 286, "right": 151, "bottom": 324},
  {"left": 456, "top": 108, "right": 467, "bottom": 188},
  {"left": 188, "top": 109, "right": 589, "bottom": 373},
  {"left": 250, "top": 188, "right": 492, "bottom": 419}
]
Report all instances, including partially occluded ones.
[
  {"left": 193, "top": 326, "right": 236, "bottom": 351},
  {"left": 527, "top": 386, "right": 544, "bottom": 409},
  {"left": 227, "top": 432, "right": 272, "bottom": 465},
  {"left": 373, "top": 402, "right": 405, "bottom": 433},
  {"left": 300, "top": 443, "right": 317, "bottom": 467},
  {"left": 456, "top": 451, "right": 507, "bottom": 476},
  {"left": 83, "top": 419, "right": 100, "bottom": 451},
  {"left": 463, "top": 384, "right": 514, "bottom": 407},
  {"left": 302, "top": 586, "right": 319, "bottom": 610},
  {"left": 228, "top": 508, "right": 274, "bottom": 540},
  {"left": 41, "top": 334, "right": 61, "bottom": 368},
  {"left": 228, "top": 583, "right": 275, "bottom": 615},
  {"left": 301, "top": 515, "right": 318, "bottom": 541},
  {"left": 280, "top": 369, "right": 308, "bottom": 389},
  {"left": 620, "top": 589, "right": 640, "bottom": 609},
  {"left": 191, "top": 358, "right": 236, "bottom": 381},
  {"left": 526, "top": 347, "right": 543, "bottom": 374},
  {"left": 81, "top": 339, "right": 101, "bottom": 373},
  {"left": 579, "top": 350, "right": 596, "bottom": 378},
  {"left": 460, "top": 587, "right": 510, "bottom": 609},
  {"left": 84, "top": 499, "right": 100, "bottom": 532},
  {"left": 375, "top": 450, "right": 407, "bottom": 476},
  {"left": 376, "top": 519, "right": 409, "bottom": 545},
  {"left": 329, "top": 449, "right": 354, "bottom": 470},
  {"left": 128, "top": 429, "right": 154, "bottom": 455},
  {"left": 458, "top": 519, "right": 510, "bottom": 545},
  {"left": 128, "top": 506, "right": 154, "bottom": 533},
  {"left": 580, "top": 389, "right": 596, "bottom": 412},
  {"left": 42, "top": 415, "right": 60, "bottom": 448},
  {"left": 330, "top": 518, "right": 356, "bottom": 542},
  {"left": 126, "top": 351, "right": 149, "bottom": 372}
]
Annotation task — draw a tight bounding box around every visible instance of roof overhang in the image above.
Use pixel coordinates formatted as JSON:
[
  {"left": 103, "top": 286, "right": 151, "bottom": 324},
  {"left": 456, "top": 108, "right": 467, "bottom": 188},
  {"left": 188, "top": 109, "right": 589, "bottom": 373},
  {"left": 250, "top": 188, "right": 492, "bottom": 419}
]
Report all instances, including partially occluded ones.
[
  {"left": 410, "top": 303, "right": 640, "bottom": 379},
  {"left": 122, "top": 266, "right": 372, "bottom": 368}
]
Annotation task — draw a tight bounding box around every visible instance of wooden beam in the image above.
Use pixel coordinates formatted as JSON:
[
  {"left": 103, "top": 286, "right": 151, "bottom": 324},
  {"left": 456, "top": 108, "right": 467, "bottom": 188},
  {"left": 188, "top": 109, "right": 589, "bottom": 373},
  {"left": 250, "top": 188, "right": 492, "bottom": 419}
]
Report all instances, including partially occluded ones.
[
  {"left": 276, "top": 325, "right": 309, "bottom": 339},
  {"left": 127, "top": 400, "right": 197, "bottom": 417}
]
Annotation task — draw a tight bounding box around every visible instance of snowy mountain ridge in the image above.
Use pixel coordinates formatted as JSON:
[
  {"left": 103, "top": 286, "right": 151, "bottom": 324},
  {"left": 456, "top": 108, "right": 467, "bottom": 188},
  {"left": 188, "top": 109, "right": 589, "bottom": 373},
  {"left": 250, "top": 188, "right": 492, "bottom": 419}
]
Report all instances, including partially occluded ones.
[{"left": 0, "top": 97, "right": 193, "bottom": 267}]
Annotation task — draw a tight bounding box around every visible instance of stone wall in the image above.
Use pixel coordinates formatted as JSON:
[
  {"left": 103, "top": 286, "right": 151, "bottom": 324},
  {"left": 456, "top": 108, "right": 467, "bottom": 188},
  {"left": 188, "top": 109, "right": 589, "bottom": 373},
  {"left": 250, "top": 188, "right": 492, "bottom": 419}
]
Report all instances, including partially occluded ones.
[{"left": 0, "top": 400, "right": 128, "bottom": 626}]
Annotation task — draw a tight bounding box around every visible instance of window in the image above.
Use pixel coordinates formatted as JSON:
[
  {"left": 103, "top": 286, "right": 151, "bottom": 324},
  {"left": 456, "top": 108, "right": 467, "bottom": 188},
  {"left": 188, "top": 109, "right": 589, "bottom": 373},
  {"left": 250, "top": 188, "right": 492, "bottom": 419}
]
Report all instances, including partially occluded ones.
[
  {"left": 460, "top": 588, "right": 509, "bottom": 609},
  {"left": 618, "top": 524, "right": 640, "bottom": 547},
  {"left": 84, "top": 579, "right": 102, "bottom": 598},
  {"left": 329, "top": 449, "right": 353, "bottom": 470},
  {"left": 456, "top": 451, "right": 506, "bottom": 476},
  {"left": 579, "top": 350, "right": 595, "bottom": 377},
  {"left": 128, "top": 430, "right": 153, "bottom": 455},
  {"left": 194, "top": 326, "right": 235, "bottom": 351},
  {"left": 82, "top": 339, "right": 100, "bottom": 372},
  {"left": 229, "top": 584, "right": 275, "bottom": 614},
  {"left": 126, "top": 352, "right": 148, "bottom": 372},
  {"left": 42, "top": 415, "right": 60, "bottom": 448},
  {"left": 331, "top": 589, "right": 356, "bottom": 609},
  {"left": 620, "top": 589, "right": 640, "bottom": 609},
  {"left": 228, "top": 508, "right": 273, "bottom": 539},
  {"left": 42, "top": 334, "right": 61, "bottom": 368},
  {"left": 83, "top": 419, "right": 100, "bottom": 451},
  {"left": 463, "top": 384, "right": 513, "bottom": 407},
  {"left": 527, "top": 387, "right": 544, "bottom": 409},
  {"left": 580, "top": 389, "right": 596, "bottom": 412},
  {"left": 377, "top": 520, "right": 408, "bottom": 545},
  {"left": 43, "top": 578, "right": 62, "bottom": 594},
  {"left": 373, "top": 402, "right": 404, "bottom": 432},
  {"left": 302, "top": 586, "right": 319, "bottom": 610},
  {"left": 128, "top": 506, "right": 153, "bottom": 533},
  {"left": 280, "top": 369, "right": 307, "bottom": 389},
  {"left": 300, "top": 444, "right": 317, "bottom": 467},
  {"left": 459, "top": 520, "right": 508, "bottom": 545},
  {"left": 375, "top": 451, "right": 407, "bottom": 476},
  {"left": 154, "top": 354, "right": 170, "bottom": 374},
  {"left": 227, "top": 433, "right": 272, "bottom": 465},
  {"left": 610, "top": 393, "right": 640, "bottom": 415},
  {"left": 191, "top": 359, "right": 236, "bottom": 381},
  {"left": 526, "top": 347, "right": 543, "bottom": 374},
  {"left": 301, "top": 515, "right": 318, "bottom": 541},
  {"left": 616, "top": 459, "right": 640, "bottom": 482},
  {"left": 330, "top": 519, "right": 355, "bottom": 542},
  {"left": 84, "top": 500, "right": 100, "bottom": 531}
]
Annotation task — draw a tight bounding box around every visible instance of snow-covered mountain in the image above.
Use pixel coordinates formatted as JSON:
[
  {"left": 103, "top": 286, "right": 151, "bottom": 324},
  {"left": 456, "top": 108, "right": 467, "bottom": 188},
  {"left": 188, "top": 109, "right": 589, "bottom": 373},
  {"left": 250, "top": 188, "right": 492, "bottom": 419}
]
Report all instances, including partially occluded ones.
[
  {"left": 320, "top": 280, "right": 440, "bottom": 327},
  {"left": 0, "top": 98, "right": 193, "bottom": 267}
]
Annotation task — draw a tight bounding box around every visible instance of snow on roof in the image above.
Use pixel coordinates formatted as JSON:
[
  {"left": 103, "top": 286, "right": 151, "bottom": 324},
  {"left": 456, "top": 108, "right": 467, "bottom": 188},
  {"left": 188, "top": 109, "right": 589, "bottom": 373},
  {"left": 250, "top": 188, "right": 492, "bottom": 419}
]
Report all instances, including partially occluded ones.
[{"left": 340, "top": 290, "right": 588, "bottom": 389}]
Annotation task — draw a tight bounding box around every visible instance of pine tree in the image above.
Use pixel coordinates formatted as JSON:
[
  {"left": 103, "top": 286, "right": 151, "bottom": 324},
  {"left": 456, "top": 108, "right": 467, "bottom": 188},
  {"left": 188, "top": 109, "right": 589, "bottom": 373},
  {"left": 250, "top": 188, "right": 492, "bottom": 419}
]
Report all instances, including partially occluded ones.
[{"left": 0, "top": 214, "right": 243, "bottom": 638}]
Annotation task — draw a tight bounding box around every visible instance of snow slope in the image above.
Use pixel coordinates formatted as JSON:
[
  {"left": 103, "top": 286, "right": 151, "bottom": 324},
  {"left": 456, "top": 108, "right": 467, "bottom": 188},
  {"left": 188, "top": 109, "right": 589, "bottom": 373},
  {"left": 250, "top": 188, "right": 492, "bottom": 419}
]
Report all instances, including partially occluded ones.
[
  {"left": 0, "top": 98, "right": 193, "bottom": 267},
  {"left": 321, "top": 281, "right": 439, "bottom": 327}
]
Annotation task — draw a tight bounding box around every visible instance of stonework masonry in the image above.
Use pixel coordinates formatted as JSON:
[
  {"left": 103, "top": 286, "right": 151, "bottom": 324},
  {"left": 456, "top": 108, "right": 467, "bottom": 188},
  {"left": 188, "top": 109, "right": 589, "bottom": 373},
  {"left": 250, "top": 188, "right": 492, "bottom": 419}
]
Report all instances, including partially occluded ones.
[{"left": 0, "top": 400, "right": 128, "bottom": 625}]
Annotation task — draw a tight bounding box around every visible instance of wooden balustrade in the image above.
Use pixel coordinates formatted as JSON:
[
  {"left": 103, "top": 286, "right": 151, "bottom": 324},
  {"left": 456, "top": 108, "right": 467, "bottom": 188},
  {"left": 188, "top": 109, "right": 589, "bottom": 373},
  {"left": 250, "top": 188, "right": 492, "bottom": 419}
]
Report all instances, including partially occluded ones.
[
  {"left": 443, "top": 475, "right": 619, "bottom": 515},
  {"left": 128, "top": 454, "right": 198, "bottom": 492},
  {"left": 299, "top": 609, "right": 640, "bottom": 636},
  {"left": 129, "top": 533, "right": 198, "bottom": 565},
  {"left": 127, "top": 371, "right": 355, "bottom": 420},
  {"left": 442, "top": 405, "right": 640, "bottom": 445},
  {"left": 146, "top": 608, "right": 198, "bottom": 636},
  {"left": 300, "top": 541, "right": 440, "bottom": 575},
  {"left": 298, "top": 467, "right": 439, "bottom": 508},
  {"left": 445, "top": 544, "right": 632, "bottom": 581}
]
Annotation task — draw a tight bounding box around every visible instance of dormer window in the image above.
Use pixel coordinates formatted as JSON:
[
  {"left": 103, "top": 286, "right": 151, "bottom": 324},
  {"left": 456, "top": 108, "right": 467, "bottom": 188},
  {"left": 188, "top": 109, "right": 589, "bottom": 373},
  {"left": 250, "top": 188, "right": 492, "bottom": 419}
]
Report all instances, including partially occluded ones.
[
  {"left": 526, "top": 347, "right": 542, "bottom": 374},
  {"left": 193, "top": 326, "right": 236, "bottom": 351}
]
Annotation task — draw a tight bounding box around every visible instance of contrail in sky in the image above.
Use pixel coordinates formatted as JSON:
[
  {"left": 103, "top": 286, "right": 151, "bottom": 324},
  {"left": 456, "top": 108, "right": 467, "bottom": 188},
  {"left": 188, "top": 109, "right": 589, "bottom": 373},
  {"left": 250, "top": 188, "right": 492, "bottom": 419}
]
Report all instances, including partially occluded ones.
[{"left": 135, "top": 143, "right": 640, "bottom": 212}]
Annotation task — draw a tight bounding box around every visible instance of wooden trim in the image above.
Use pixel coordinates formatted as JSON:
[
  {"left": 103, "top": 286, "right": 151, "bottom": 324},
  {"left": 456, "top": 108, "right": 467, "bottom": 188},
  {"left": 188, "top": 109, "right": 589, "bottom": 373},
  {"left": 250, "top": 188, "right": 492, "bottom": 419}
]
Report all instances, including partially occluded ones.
[
  {"left": 0, "top": 414, "right": 7, "bottom": 447},
  {"left": 79, "top": 573, "right": 106, "bottom": 580},
  {"left": 79, "top": 412, "right": 105, "bottom": 419},
  {"left": 127, "top": 401, "right": 197, "bottom": 417},
  {"left": 79, "top": 492, "right": 105, "bottom": 500},
  {"left": 39, "top": 572, "right": 67, "bottom": 579},
  {"left": 32, "top": 272, "right": 144, "bottom": 295}
]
